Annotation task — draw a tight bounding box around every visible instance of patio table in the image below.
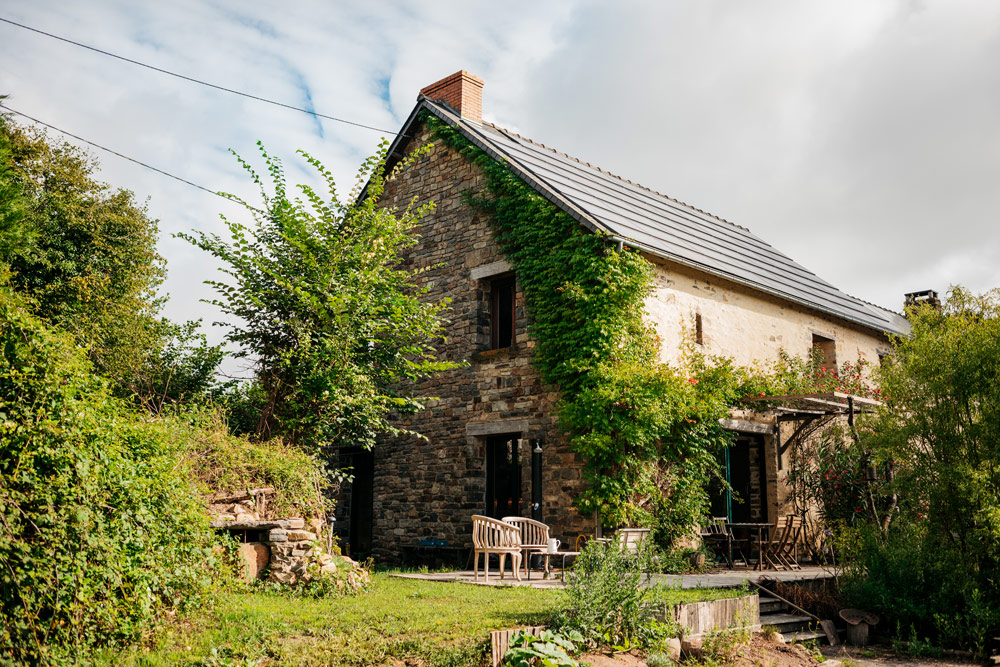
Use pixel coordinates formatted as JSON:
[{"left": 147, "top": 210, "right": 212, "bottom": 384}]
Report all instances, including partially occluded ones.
[
  {"left": 725, "top": 522, "right": 773, "bottom": 570},
  {"left": 540, "top": 550, "right": 579, "bottom": 582}
]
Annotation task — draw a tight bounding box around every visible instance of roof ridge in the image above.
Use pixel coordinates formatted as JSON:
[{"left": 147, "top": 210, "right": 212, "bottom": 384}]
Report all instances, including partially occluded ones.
[
  {"left": 483, "top": 120, "right": 753, "bottom": 234},
  {"left": 850, "top": 293, "right": 906, "bottom": 318}
]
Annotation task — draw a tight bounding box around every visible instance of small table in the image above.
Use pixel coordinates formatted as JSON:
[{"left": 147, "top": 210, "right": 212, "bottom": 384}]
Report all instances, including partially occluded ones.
[
  {"left": 725, "top": 522, "right": 773, "bottom": 570},
  {"left": 540, "top": 551, "right": 579, "bottom": 581},
  {"left": 521, "top": 544, "right": 547, "bottom": 580}
]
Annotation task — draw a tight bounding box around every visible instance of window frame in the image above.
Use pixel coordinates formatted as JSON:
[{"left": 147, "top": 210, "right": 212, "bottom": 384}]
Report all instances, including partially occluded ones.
[{"left": 489, "top": 274, "right": 516, "bottom": 350}]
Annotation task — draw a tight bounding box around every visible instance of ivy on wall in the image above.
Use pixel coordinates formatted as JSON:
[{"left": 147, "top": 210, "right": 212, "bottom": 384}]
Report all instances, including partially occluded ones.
[{"left": 424, "top": 113, "right": 749, "bottom": 537}]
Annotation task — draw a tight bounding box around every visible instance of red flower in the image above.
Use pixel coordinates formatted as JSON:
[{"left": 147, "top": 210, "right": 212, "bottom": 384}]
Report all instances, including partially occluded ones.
[{"left": 687, "top": 377, "right": 698, "bottom": 385}]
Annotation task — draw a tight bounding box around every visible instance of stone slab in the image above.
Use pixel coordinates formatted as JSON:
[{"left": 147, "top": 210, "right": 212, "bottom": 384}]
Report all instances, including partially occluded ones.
[
  {"left": 465, "top": 419, "right": 530, "bottom": 436},
  {"left": 239, "top": 542, "right": 269, "bottom": 580}
]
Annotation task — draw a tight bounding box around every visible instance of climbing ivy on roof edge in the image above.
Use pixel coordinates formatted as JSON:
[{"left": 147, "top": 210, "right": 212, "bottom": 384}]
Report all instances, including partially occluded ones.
[{"left": 423, "top": 112, "right": 759, "bottom": 537}]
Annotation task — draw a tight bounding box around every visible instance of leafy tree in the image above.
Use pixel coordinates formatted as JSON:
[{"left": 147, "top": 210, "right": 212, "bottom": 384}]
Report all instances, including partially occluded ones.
[
  {"left": 181, "top": 143, "right": 459, "bottom": 451},
  {"left": 866, "top": 286, "right": 1000, "bottom": 569},
  {"left": 0, "top": 105, "right": 31, "bottom": 260},
  {"left": 840, "top": 286, "right": 1000, "bottom": 654},
  {"left": 0, "top": 116, "right": 166, "bottom": 394},
  {"left": 136, "top": 318, "right": 226, "bottom": 411}
]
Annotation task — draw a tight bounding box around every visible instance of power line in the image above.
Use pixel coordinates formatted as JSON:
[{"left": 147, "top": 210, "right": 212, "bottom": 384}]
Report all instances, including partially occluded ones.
[
  {"left": 0, "top": 103, "right": 242, "bottom": 204},
  {"left": 0, "top": 16, "right": 405, "bottom": 137}
]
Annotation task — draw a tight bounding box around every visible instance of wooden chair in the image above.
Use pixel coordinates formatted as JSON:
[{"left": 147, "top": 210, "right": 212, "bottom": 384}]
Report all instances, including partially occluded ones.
[
  {"left": 471, "top": 515, "right": 522, "bottom": 582},
  {"left": 616, "top": 528, "right": 651, "bottom": 554},
  {"left": 762, "top": 515, "right": 803, "bottom": 570},
  {"left": 502, "top": 516, "right": 550, "bottom": 578},
  {"left": 702, "top": 517, "right": 736, "bottom": 568}
]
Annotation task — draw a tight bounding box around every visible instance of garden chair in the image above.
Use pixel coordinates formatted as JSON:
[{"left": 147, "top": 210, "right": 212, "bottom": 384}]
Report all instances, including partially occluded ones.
[
  {"left": 616, "top": 528, "right": 651, "bottom": 554},
  {"left": 471, "top": 515, "right": 522, "bottom": 582},
  {"left": 762, "top": 515, "right": 803, "bottom": 570},
  {"left": 502, "top": 516, "right": 550, "bottom": 578},
  {"left": 701, "top": 517, "right": 736, "bottom": 568}
]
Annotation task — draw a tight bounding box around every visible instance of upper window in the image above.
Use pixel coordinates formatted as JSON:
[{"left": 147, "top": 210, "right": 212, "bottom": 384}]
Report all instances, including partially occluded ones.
[
  {"left": 811, "top": 334, "right": 837, "bottom": 370},
  {"left": 490, "top": 276, "right": 516, "bottom": 350}
]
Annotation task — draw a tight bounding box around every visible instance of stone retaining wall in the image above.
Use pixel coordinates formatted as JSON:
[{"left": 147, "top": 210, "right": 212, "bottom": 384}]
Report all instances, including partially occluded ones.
[{"left": 214, "top": 518, "right": 337, "bottom": 584}]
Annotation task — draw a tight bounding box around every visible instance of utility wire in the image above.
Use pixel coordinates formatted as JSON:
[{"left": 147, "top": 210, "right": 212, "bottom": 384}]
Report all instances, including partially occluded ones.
[
  {"left": 0, "top": 16, "right": 405, "bottom": 137},
  {"left": 0, "top": 103, "right": 240, "bottom": 204}
]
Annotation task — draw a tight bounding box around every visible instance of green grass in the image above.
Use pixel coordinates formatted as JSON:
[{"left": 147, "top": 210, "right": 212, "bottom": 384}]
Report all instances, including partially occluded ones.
[
  {"left": 96, "top": 574, "right": 746, "bottom": 666},
  {"left": 646, "top": 582, "right": 751, "bottom": 607},
  {"left": 97, "top": 574, "right": 564, "bottom": 667}
]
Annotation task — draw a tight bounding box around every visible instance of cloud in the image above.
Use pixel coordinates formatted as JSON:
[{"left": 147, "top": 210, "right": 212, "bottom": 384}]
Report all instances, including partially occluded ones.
[{"left": 2, "top": 0, "right": 997, "bottom": 377}]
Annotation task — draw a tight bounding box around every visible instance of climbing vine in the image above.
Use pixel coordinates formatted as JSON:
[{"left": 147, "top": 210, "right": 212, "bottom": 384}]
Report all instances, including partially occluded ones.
[{"left": 424, "top": 113, "right": 753, "bottom": 537}]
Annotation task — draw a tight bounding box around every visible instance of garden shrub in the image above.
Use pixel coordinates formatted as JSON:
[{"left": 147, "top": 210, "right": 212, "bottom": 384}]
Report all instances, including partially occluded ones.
[
  {"left": 0, "top": 288, "right": 218, "bottom": 664},
  {"left": 839, "top": 522, "right": 1000, "bottom": 657},
  {"left": 558, "top": 540, "right": 673, "bottom": 650}
]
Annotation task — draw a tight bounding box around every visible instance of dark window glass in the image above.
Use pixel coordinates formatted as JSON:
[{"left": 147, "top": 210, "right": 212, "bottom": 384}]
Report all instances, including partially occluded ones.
[
  {"left": 490, "top": 276, "right": 515, "bottom": 349},
  {"left": 485, "top": 435, "right": 521, "bottom": 518}
]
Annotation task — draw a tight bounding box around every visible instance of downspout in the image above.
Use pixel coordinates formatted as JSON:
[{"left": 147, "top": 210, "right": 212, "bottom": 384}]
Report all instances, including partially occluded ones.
[{"left": 530, "top": 439, "right": 543, "bottom": 522}]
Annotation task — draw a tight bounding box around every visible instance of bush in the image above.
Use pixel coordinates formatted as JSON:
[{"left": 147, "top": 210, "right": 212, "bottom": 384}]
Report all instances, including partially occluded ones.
[
  {"left": 0, "top": 289, "right": 218, "bottom": 664},
  {"left": 559, "top": 540, "right": 672, "bottom": 650},
  {"left": 839, "top": 522, "right": 1000, "bottom": 657},
  {"left": 166, "top": 408, "right": 332, "bottom": 520}
]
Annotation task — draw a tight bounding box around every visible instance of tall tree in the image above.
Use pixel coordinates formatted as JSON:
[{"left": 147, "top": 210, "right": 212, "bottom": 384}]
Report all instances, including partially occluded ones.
[
  {"left": 0, "top": 116, "right": 166, "bottom": 393},
  {"left": 181, "top": 143, "right": 458, "bottom": 451}
]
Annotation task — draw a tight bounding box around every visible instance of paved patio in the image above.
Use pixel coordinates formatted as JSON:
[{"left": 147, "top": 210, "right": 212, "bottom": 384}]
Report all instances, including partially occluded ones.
[{"left": 393, "top": 565, "right": 837, "bottom": 589}]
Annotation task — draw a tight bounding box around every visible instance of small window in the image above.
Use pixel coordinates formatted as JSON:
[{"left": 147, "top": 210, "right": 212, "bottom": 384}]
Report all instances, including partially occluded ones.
[
  {"left": 694, "top": 312, "right": 704, "bottom": 346},
  {"left": 812, "top": 334, "right": 837, "bottom": 370},
  {"left": 490, "top": 276, "right": 516, "bottom": 349}
]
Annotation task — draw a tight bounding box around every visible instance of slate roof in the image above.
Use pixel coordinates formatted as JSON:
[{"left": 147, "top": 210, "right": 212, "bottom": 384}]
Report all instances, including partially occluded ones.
[{"left": 386, "top": 98, "right": 909, "bottom": 337}]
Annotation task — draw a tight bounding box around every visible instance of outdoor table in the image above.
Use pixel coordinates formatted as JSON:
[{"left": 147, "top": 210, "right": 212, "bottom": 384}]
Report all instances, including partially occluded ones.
[
  {"left": 540, "top": 551, "right": 580, "bottom": 582},
  {"left": 521, "top": 543, "right": 547, "bottom": 580},
  {"left": 725, "top": 522, "right": 773, "bottom": 570}
]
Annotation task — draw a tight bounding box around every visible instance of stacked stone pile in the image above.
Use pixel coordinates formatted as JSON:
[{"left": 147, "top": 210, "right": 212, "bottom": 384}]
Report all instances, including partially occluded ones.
[{"left": 210, "top": 516, "right": 368, "bottom": 589}]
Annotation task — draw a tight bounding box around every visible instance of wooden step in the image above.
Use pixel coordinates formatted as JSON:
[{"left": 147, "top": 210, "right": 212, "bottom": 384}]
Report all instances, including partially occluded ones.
[
  {"left": 759, "top": 613, "right": 814, "bottom": 632},
  {"left": 783, "top": 630, "right": 826, "bottom": 643},
  {"left": 759, "top": 597, "right": 785, "bottom": 613}
]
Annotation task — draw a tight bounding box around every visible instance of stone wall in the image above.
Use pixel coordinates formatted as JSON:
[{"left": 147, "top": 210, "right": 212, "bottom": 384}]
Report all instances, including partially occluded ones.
[{"left": 335, "top": 120, "right": 591, "bottom": 563}]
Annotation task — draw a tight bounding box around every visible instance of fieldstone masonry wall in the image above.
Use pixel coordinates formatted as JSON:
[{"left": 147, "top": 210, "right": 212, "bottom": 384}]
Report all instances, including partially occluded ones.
[{"left": 335, "top": 120, "right": 590, "bottom": 562}]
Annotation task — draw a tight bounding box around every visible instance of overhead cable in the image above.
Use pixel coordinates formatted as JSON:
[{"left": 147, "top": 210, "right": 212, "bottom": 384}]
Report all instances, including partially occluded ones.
[
  {"left": 0, "top": 103, "right": 241, "bottom": 204},
  {"left": 0, "top": 16, "right": 404, "bottom": 137}
]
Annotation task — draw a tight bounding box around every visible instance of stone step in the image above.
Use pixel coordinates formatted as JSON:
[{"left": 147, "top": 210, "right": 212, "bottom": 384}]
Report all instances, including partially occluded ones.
[
  {"left": 759, "top": 597, "right": 785, "bottom": 613},
  {"left": 760, "top": 612, "right": 814, "bottom": 632},
  {"left": 783, "top": 630, "right": 826, "bottom": 644}
]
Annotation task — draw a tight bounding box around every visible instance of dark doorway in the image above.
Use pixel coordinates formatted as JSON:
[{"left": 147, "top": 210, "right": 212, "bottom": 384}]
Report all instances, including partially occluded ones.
[
  {"left": 485, "top": 434, "right": 521, "bottom": 518},
  {"left": 344, "top": 447, "right": 374, "bottom": 557},
  {"left": 709, "top": 434, "right": 767, "bottom": 524}
]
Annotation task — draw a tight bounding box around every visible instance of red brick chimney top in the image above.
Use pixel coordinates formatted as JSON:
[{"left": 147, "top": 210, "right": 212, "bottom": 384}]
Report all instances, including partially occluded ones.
[{"left": 419, "top": 71, "right": 484, "bottom": 123}]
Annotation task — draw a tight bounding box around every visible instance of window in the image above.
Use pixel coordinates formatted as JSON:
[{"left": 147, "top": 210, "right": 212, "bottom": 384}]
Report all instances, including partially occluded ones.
[
  {"left": 694, "top": 312, "right": 704, "bottom": 346},
  {"left": 812, "top": 334, "right": 837, "bottom": 370},
  {"left": 490, "top": 276, "right": 516, "bottom": 349}
]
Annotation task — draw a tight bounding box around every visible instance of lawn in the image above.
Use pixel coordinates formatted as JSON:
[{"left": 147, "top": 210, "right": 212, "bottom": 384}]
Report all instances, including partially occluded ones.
[{"left": 97, "top": 573, "right": 746, "bottom": 666}]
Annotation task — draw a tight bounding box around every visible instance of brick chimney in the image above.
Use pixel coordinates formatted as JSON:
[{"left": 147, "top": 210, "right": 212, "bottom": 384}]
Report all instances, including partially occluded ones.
[{"left": 419, "top": 71, "right": 484, "bottom": 123}]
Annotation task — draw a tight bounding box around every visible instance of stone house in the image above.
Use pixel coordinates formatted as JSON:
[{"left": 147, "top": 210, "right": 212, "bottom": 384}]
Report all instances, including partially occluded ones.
[{"left": 335, "top": 71, "right": 910, "bottom": 564}]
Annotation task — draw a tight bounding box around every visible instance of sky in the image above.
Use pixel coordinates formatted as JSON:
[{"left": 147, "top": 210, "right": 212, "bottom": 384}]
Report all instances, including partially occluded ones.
[{"left": 2, "top": 0, "right": 998, "bottom": 375}]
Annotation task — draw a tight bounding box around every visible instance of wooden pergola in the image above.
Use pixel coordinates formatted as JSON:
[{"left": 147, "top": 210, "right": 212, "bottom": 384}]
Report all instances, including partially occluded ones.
[{"left": 742, "top": 392, "right": 882, "bottom": 469}]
